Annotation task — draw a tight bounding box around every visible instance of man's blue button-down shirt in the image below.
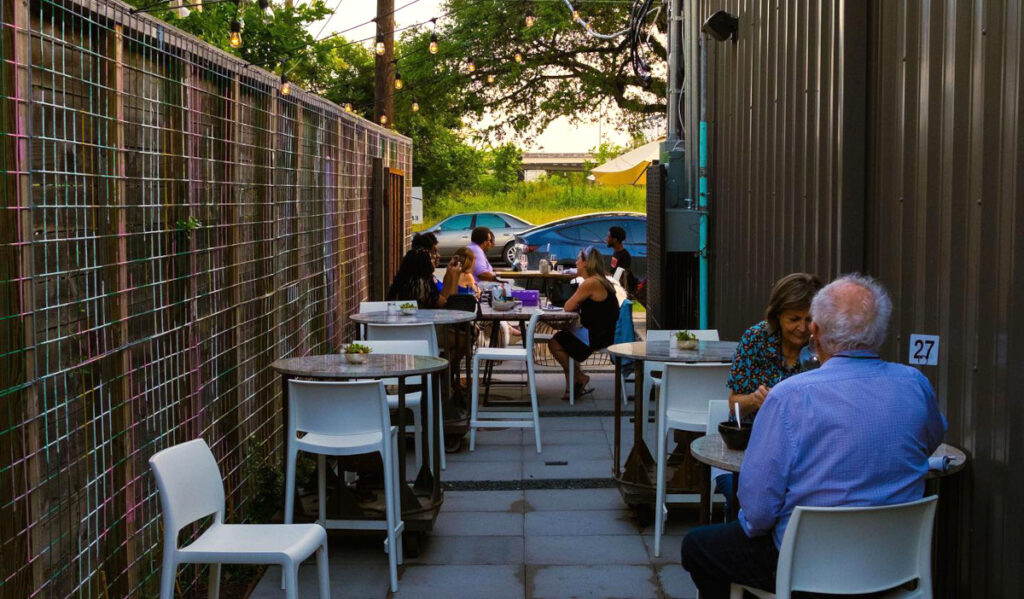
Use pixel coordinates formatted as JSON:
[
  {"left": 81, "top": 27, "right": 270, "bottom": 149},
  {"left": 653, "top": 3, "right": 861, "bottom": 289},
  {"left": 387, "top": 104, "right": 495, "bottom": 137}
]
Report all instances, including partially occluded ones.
[{"left": 737, "top": 350, "right": 947, "bottom": 548}]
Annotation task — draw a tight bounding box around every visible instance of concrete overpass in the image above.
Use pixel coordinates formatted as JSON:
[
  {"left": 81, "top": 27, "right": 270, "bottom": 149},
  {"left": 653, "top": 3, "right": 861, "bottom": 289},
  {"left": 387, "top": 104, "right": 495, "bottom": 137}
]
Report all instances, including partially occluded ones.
[{"left": 521, "top": 152, "right": 594, "bottom": 180}]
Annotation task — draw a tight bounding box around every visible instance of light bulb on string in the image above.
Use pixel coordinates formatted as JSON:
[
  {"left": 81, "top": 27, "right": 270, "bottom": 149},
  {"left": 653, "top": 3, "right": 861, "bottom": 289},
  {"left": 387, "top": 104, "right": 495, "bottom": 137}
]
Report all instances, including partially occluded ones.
[
  {"left": 380, "top": 114, "right": 388, "bottom": 125},
  {"left": 279, "top": 73, "right": 290, "bottom": 95},
  {"left": 525, "top": 9, "right": 535, "bottom": 28},
  {"left": 572, "top": 8, "right": 580, "bottom": 20},
  {"left": 467, "top": 59, "right": 476, "bottom": 73},
  {"left": 429, "top": 33, "right": 439, "bottom": 54},
  {"left": 411, "top": 99, "right": 420, "bottom": 112},
  {"left": 584, "top": 20, "right": 592, "bottom": 31},
  {"left": 514, "top": 50, "right": 523, "bottom": 63},
  {"left": 394, "top": 71, "right": 403, "bottom": 90},
  {"left": 229, "top": 19, "right": 242, "bottom": 48},
  {"left": 343, "top": 102, "right": 353, "bottom": 113},
  {"left": 486, "top": 73, "right": 495, "bottom": 84},
  {"left": 375, "top": 34, "right": 386, "bottom": 55}
]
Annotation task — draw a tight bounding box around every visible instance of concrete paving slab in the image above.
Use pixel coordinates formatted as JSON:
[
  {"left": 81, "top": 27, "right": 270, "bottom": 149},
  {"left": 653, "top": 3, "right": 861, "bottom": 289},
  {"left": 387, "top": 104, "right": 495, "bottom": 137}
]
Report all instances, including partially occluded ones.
[
  {"left": 396, "top": 564, "right": 525, "bottom": 599},
  {"left": 528, "top": 564, "right": 660, "bottom": 599},
  {"left": 525, "top": 534, "right": 650, "bottom": 566},
  {"left": 523, "top": 459, "right": 613, "bottom": 481},
  {"left": 442, "top": 490, "right": 525, "bottom": 513},
  {"left": 443, "top": 460, "right": 522, "bottom": 482},
  {"left": 433, "top": 511, "right": 524, "bottom": 536},
  {"left": 656, "top": 564, "right": 699, "bottom": 599},
  {"left": 522, "top": 442, "right": 611, "bottom": 462},
  {"left": 411, "top": 535, "right": 525, "bottom": 565},
  {"left": 524, "top": 488, "right": 625, "bottom": 512},
  {"left": 525, "top": 510, "right": 639, "bottom": 536}
]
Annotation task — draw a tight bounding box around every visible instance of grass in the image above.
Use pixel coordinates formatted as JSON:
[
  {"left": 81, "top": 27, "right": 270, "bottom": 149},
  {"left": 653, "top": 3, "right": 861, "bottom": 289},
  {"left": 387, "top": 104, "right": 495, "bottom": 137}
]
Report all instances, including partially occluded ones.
[{"left": 417, "top": 179, "right": 647, "bottom": 230}]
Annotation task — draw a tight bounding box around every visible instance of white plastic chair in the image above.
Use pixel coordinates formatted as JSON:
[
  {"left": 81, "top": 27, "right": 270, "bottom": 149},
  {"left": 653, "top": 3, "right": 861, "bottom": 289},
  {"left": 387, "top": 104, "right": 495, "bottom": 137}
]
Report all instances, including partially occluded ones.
[
  {"left": 644, "top": 329, "right": 720, "bottom": 441},
  {"left": 731, "top": 496, "right": 939, "bottom": 599},
  {"left": 149, "top": 439, "right": 329, "bottom": 599},
  {"left": 706, "top": 399, "right": 731, "bottom": 517},
  {"left": 470, "top": 311, "right": 543, "bottom": 453},
  {"left": 653, "top": 363, "right": 731, "bottom": 557},
  {"left": 359, "top": 339, "right": 436, "bottom": 474},
  {"left": 284, "top": 379, "right": 404, "bottom": 593},
  {"left": 365, "top": 322, "right": 445, "bottom": 469}
]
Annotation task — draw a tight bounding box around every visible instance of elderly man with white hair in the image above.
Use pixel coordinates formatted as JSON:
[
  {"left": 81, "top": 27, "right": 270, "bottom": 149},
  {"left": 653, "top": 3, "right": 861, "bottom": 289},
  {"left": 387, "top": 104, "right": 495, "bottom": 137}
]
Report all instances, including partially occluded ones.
[{"left": 681, "top": 274, "right": 947, "bottom": 599}]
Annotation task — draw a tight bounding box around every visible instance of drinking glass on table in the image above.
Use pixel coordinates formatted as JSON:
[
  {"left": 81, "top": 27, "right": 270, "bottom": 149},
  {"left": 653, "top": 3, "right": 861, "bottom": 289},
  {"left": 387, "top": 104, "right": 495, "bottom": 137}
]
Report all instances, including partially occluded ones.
[{"left": 555, "top": 264, "right": 564, "bottom": 273}]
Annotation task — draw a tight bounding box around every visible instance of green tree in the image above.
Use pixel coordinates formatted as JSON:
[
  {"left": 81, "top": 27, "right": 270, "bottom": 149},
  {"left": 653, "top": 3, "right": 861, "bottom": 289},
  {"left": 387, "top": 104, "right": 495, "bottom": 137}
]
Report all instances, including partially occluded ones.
[{"left": 488, "top": 143, "right": 523, "bottom": 191}]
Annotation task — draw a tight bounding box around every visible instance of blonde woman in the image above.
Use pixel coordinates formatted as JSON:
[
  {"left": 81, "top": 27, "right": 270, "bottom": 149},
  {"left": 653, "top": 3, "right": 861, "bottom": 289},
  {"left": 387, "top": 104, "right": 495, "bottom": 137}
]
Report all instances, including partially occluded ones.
[
  {"left": 453, "top": 247, "right": 481, "bottom": 297},
  {"left": 548, "top": 246, "right": 619, "bottom": 400}
]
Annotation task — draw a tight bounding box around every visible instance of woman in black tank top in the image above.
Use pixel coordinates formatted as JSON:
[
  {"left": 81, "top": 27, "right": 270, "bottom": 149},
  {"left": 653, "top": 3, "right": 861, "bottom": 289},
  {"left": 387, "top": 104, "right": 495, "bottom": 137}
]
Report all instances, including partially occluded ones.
[{"left": 548, "top": 247, "right": 620, "bottom": 400}]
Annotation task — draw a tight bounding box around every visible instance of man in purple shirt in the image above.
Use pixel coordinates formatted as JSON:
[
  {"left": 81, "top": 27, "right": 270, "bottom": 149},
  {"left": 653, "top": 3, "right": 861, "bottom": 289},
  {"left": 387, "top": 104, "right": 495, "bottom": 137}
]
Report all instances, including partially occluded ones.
[
  {"left": 468, "top": 227, "right": 498, "bottom": 282},
  {"left": 681, "top": 274, "right": 946, "bottom": 598}
]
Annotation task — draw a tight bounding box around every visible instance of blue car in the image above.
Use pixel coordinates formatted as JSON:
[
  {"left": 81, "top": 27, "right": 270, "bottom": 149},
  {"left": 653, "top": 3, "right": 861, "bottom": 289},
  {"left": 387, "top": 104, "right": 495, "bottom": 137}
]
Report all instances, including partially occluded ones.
[{"left": 512, "top": 212, "right": 647, "bottom": 275}]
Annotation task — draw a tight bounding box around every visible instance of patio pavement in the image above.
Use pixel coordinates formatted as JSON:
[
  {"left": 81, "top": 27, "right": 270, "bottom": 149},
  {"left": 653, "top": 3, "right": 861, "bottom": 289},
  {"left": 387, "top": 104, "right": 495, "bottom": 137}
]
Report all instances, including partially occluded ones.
[{"left": 251, "top": 360, "right": 702, "bottom": 599}]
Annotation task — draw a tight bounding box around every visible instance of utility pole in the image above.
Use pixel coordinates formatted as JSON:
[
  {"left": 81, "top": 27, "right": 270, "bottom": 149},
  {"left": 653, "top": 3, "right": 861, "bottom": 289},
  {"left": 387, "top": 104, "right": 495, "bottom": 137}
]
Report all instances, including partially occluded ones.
[{"left": 374, "top": 0, "right": 395, "bottom": 127}]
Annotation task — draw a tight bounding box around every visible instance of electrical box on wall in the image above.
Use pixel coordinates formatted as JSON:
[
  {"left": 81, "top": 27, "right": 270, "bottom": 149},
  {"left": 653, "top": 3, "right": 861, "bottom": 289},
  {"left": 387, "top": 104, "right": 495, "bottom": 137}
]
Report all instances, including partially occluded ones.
[{"left": 665, "top": 208, "right": 700, "bottom": 252}]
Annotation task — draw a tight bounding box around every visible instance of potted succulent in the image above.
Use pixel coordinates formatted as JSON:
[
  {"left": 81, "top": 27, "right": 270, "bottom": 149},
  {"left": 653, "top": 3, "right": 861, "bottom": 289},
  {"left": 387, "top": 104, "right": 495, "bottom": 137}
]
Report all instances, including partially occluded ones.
[
  {"left": 675, "top": 330, "right": 699, "bottom": 350},
  {"left": 343, "top": 342, "right": 372, "bottom": 364},
  {"left": 399, "top": 301, "right": 418, "bottom": 316}
]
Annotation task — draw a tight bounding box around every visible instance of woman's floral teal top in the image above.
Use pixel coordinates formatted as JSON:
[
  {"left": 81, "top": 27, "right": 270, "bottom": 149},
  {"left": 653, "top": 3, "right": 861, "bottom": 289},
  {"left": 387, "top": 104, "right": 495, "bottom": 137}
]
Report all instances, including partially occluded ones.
[{"left": 727, "top": 320, "right": 807, "bottom": 423}]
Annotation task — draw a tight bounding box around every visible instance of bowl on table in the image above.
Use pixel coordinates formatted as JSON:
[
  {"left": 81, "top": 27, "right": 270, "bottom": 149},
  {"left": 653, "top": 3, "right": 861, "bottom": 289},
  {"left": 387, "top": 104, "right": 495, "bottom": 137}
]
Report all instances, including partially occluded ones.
[
  {"left": 345, "top": 353, "right": 369, "bottom": 364},
  {"left": 676, "top": 339, "right": 699, "bottom": 350},
  {"left": 399, "top": 304, "right": 418, "bottom": 316},
  {"left": 718, "top": 421, "right": 751, "bottom": 450},
  {"left": 491, "top": 299, "right": 519, "bottom": 312}
]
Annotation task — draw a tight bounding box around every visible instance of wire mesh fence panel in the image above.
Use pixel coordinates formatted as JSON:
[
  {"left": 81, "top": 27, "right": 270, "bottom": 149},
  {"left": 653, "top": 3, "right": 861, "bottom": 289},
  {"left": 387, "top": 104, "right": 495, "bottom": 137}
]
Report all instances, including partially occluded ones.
[{"left": 0, "top": 0, "right": 411, "bottom": 595}]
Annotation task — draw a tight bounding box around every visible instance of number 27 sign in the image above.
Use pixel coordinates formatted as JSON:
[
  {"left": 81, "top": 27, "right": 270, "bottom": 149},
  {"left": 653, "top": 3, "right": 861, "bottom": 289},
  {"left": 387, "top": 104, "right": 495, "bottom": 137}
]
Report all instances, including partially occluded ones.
[{"left": 908, "top": 334, "right": 939, "bottom": 366}]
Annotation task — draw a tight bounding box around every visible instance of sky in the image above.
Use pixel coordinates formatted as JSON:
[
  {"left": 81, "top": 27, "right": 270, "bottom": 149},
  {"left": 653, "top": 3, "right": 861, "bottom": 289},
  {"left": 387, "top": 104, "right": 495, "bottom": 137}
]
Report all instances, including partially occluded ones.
[{"left": 308, "top": 0, "right": 664, "bottom": 153}]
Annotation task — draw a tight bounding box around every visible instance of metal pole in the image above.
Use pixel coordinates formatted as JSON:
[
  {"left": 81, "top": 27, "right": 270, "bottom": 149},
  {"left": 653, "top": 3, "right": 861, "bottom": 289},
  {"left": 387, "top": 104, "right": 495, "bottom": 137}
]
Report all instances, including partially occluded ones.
[{"left": 698, "top": 35, "right": 709, "bottom": 329}]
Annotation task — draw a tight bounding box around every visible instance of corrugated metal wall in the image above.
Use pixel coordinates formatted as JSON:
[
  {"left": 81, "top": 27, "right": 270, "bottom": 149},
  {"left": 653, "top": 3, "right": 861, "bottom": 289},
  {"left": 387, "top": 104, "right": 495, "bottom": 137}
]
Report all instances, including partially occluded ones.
[{"left": 690, "top": 0, "right": 1023, "bottom": 596}]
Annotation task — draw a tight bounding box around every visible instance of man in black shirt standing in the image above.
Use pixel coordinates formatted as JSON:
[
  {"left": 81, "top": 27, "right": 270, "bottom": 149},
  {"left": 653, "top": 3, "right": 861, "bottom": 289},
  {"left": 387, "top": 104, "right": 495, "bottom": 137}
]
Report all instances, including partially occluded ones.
[{"left": 606, "top": 226, "right": 635, "bottom": 294}]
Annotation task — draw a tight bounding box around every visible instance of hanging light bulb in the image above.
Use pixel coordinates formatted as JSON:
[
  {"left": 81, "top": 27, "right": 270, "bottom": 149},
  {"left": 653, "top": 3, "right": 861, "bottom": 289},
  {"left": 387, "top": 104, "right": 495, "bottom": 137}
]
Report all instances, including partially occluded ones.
[
  {"left": 280, "top": 73, "right": 290, "bottom": 95},
  {"left": 429, "top": 32, "right": 439, "bottom": 54},
  {"left": 229, "top": 19, "right": 242, "bottom": 48},
  {"left": 486, "top": 73, "right": 495, "bottom": 84},
  {"left": 525, "top": 9, "right": 535, "bottom": 27},
  {"left": 467, "top": 59, "right": 476, "bottom": 73},
  {"left": 572, "top": 8, "right": 580, "bottom": 20},
  {"left": 375, "top": 34, "right": 386, "bottom": 55},
  {"left": 394, "top": 71, "right": 403, "bottom": 90},
  {"left": 380, "top": 114, "right": 388, "bottom": 125},
  {"left": 514, "top": 50, "right": 523, "bottom": 63},
  {"left": 411, "top": 99, "right": 420, "bottom": 112},
  {"left": 584, "top": 20, "right": 592, "bottom": 31},
  {"left": 343, "top": 102, "right": 353, "bottom": 113}
]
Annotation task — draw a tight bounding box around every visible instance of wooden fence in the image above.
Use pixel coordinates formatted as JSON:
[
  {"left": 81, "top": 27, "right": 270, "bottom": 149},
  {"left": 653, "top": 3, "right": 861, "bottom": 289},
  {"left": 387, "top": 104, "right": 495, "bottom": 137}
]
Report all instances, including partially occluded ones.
[{"left": 0, "top": 0, "right": 412, "bottom": 595}]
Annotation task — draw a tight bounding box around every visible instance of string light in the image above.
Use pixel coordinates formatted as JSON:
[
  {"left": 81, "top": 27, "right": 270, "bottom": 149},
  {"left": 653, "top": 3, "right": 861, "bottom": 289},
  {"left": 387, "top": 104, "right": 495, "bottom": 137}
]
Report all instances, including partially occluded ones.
[
  {"left": 467, "top": 59, "right": 476, "bottom": 73},
  {"left": 572, "top": 8, "right": 579, "bottom": 20},
  {"left": 375, "top": 34, "right": 386, "bottom": 55},
  {"left": 411, "top": 99, "right": 420, "bottom": 112},
  {"left": 514, "top": 50, "right": 523, "bottom": 63},
  {"left": 229, "top": 19, "right": 242, "bottom": 48},
  {"left": 394, "top": 71, "right": 403, "bottom": 90},
  {"left": 280, "top": 73, "right": 290, "bottom": 95},
  {"left": 486, "top": 73, "right": 495, "bottom": 84},
  {"left": 429, "top": 32, "right": 439, "bottom": 54},
  {"left": 380, "top": 114, "right": 388, "bottom": 125},
  {"left": 343, "top": 102, "right": 353, "bottom": 113},
  {"left": 525, "top": 8, "right": 535, "bottom": 27}
]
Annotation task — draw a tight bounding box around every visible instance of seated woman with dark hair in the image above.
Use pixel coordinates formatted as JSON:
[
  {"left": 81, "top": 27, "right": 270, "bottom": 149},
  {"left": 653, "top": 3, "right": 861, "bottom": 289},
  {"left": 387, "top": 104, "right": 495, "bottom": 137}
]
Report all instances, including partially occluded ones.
[
  {"left": 386, "top": 249, "right": 461, "bottom": 308},
  {"left": 547, "top": 247, "right": 620, "bottom": 400}
]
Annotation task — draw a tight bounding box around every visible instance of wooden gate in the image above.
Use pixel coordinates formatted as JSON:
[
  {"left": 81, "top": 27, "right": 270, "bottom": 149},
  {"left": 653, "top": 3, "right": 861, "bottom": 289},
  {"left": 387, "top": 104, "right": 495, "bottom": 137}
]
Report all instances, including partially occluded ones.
[{"left": 372, "top": 159, "right": 406, "bottom": 299}]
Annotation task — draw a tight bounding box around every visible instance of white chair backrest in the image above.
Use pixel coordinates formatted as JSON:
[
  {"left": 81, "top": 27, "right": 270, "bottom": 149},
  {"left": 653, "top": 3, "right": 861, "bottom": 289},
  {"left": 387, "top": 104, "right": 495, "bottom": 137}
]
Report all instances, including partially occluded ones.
[
  {"left": 360, "top": 301, "right": 402, "bottom": 313},
  {"left": 646, "top": 329, "right": 720, "bottom": 342},
  {"left": 661, "top": 364, "right": 731, "bottom": 430},
  {"left": 777, "top": 496, "right": 938, "bottom": 598},
  {"left": 523, "top": 311, "right": 544, "bottom": 350},
  {"left": 613, "top": 267, "right": 625, "bottom": 282},
  {"left": 149, "top": 439, "right": 226, "bottom": 540},
  {"left": 366, "top": 323, "right": 439, "bottom": 356},
  {"left": 288, "top": 379, "right": 389, "bottom": 440},
  {"left": 706, "top": 399, "right": 730, "bottom": 433},
  {"left": 359, "top": 339, "right": 432, "bottom": 387}
]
